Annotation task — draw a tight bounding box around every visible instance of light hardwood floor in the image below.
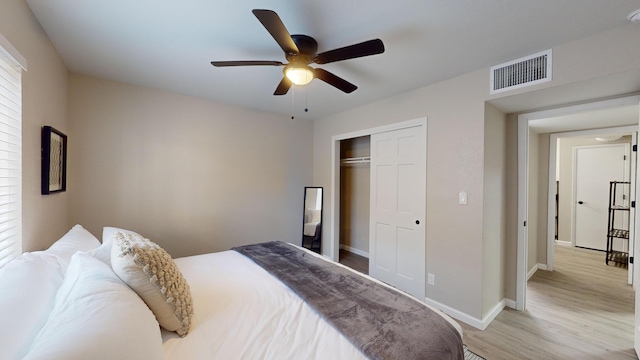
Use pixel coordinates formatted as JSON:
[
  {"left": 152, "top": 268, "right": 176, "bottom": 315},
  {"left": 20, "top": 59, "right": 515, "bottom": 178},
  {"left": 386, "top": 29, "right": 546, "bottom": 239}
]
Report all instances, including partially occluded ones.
[{"left": 461, "top": 245, "right": 636, "bottom": 360}]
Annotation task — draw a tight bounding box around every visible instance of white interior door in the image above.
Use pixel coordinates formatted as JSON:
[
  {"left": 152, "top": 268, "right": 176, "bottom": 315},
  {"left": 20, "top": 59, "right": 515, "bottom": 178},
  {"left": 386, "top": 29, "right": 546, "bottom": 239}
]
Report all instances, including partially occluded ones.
[
  {"left": 369, "top": 125, "right": 426, "bottom": 299},
  {"left": 574, "top": 144, "right": 628, "bottom": 251}
]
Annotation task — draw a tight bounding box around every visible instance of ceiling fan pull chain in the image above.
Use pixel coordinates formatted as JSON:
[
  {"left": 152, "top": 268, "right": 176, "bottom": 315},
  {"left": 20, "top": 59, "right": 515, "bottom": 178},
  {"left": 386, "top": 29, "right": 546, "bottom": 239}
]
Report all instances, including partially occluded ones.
[
  {"left": 291, "top": 85, "right": 295, "bottom": 120},
  {"left": 304, "top": 86, "right": 309, "bottom": 113}
]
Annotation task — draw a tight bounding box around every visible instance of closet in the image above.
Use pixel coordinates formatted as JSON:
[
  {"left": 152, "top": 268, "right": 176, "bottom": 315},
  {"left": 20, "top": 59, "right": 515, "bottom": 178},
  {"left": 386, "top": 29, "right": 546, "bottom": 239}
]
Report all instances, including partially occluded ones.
[
  {"left": 333, "top": 120, "right": 427, "bottom": 299},
  {"left": 339, "top": 136, "right": 371, "bottom": 261}
]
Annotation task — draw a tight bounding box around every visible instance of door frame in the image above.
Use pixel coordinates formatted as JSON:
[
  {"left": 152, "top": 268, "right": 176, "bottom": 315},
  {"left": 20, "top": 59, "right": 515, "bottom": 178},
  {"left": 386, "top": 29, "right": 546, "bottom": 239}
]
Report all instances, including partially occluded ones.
[
  {"left": 329, "top": 117, "right": 428, "bottom": 262},
  {"left": 571, "top": 142, "right": 631, "bottom": 250},
  {"left": 516, "top": 95, "right": 640, "bottom": 311}
]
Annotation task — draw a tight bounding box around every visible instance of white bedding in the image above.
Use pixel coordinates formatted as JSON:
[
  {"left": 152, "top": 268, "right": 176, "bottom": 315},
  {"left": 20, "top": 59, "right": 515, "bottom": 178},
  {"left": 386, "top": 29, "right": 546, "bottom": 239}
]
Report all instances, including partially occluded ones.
[
  {"left": 2, "top": 225, "right": 462, "bottom": 360},
  {"left": 162, "top": 250, "right": 365, "bottom": 359},
  {"left": 162, "top": 245, "right": 462, "bottom": 359}
]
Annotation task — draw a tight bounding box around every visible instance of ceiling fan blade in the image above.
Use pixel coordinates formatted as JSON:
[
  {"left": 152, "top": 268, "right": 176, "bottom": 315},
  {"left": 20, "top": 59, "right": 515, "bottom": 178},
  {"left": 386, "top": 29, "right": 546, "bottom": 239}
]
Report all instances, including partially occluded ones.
[
  {"left": 313, "top": 68, "right": 357, "bottom": 93},
  {"left": 252, "top": 9, "right": 299, "bottom": 54},
  {"left": 211, "top": 60, "right": 284, "bottom": 67},
  {"left": 274, "top": 77, "right": 292, "bottom": 95},
  {"left": 314, "top": 39, "right": 385, "bottom": 64}
]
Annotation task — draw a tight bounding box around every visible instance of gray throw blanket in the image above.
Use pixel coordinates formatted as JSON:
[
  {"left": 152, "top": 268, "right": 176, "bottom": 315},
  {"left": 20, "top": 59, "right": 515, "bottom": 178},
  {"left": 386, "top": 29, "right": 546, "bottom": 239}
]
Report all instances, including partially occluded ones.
[{"left": 233, "top": 241, "right": 464, "bottom": 360}]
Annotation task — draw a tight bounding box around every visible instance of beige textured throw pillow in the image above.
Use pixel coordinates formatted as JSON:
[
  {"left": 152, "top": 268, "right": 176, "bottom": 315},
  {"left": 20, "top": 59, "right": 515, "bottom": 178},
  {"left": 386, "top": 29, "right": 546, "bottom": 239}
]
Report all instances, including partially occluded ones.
[{"left": 111, "top": 231, "right": 193, "bottom": 336}]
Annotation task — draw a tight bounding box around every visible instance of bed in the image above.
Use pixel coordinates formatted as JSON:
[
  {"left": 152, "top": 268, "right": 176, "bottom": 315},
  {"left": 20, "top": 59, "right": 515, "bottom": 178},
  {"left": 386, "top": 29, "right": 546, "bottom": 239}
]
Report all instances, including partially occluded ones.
[{"left": 0, "top": 225, "right": 464, "bottom": 360}]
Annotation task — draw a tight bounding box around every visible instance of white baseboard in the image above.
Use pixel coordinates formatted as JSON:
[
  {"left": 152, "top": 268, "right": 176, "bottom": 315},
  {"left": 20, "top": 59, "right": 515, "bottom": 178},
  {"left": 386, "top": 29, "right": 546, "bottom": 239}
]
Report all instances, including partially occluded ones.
[
  {"left": 527, "top": 264, "right": 538, "bottom": 280},
  {"left": 422, "top": 297, "right": 484, "bottom": 330},
  {"left": 481, "top": 300, "right": 507, "bottom": 330},
  {"left": 556, "top": 240, "right": 572, "bottom": 247},
  {"left": 339, "top": 244, "right": 369, "bottom": 258},
  {"left": 422, "top": 297, "right": 506, "bottom": 330},
  {"left": 423, "top": 296, "right": 514, "bottom": 330},
  {"left": 504, "top": 298, "right": 517, "bottom": 309},
  {"left": 527, "top": 263, "right": 549, "bottom": 280}
]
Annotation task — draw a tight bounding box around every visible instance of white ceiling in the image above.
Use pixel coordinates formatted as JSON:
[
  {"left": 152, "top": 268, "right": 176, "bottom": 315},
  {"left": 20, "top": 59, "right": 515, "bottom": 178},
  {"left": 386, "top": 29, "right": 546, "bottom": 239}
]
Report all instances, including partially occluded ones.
[
  {"left": 529, "top": 105, "right": 639, "bottom": 134},
  {"left": 26, "top": 0, "right": 640, "bottom": 120}
]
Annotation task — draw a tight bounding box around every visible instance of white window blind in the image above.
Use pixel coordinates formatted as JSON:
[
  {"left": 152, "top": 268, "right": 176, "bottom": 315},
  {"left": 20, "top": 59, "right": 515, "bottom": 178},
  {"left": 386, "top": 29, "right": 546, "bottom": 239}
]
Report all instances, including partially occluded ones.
[{"left": 0, "top": 47, "right": 22, "bottom": 268}]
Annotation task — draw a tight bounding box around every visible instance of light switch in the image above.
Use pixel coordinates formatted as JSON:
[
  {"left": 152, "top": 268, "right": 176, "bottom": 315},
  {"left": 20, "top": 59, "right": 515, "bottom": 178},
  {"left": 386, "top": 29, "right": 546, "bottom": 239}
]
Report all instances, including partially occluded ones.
[{"left": 459, "top": 191, "right": 467, "bottom": 205}]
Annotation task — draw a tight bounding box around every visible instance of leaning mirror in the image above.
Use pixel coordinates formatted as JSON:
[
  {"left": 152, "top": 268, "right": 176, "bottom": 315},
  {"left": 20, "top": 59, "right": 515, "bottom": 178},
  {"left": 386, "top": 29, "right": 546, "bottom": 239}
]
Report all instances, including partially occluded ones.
[{"left": 302, "top": 187, "right": 323, "bottom": 253}]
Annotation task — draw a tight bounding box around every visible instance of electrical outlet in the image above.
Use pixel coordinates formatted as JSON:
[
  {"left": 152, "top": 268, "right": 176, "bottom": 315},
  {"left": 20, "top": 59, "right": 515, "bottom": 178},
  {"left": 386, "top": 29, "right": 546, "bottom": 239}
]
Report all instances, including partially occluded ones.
[{"left": 428, "top": 273, "right": 435, "bottom": 286}]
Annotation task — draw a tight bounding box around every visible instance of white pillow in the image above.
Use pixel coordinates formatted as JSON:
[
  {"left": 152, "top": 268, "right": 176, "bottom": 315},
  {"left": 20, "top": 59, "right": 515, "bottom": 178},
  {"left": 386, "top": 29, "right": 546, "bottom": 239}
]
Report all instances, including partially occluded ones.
[
  {"left": 45, "top": 225, "right": 100, "bottom": 270},
  {"left": 0, "top": 252, "right": 65, "bottom": 359},
  {"left": 111, "top": 231, "right": 193, "bottom": 336},
  {"left": 23, "top": 252, "right": 163, "bottom": 360},
  {"left": 87, "top": 226, "right": 141, "bottom": 266}
]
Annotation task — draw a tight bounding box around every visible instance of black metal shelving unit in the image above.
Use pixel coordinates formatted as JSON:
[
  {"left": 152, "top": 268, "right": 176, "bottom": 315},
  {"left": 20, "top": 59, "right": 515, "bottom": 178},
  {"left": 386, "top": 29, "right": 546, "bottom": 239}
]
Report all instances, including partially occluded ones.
[{"left": 606, "top": 181, "right": 630, "bottom": 266}]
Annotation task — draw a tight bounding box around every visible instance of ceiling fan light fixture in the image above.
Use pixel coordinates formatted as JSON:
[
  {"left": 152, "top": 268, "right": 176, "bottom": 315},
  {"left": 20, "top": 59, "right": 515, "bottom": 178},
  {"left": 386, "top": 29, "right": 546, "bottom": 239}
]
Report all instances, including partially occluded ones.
[
  {"left": 595, "top": 135, "right": 623, "bottom": 142},
  {"left": 628, "top": 8, "right": 640, "bottom": 23},
  {"left": 285, "top": 66, "right": 313, "bottom": 85}
]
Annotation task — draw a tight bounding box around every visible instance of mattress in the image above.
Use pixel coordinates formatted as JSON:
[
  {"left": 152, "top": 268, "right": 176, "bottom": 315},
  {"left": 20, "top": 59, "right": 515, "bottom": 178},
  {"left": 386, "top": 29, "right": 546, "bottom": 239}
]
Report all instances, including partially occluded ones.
[{"left": 162, "top": 244, "right": 462, "bottom": 359}]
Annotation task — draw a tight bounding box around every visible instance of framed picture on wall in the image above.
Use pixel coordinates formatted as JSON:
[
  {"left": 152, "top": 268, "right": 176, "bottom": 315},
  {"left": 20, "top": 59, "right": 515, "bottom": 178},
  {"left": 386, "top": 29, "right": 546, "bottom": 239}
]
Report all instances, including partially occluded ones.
[{"left": 41, "top": 126, "right": 67, "bottom": 195}]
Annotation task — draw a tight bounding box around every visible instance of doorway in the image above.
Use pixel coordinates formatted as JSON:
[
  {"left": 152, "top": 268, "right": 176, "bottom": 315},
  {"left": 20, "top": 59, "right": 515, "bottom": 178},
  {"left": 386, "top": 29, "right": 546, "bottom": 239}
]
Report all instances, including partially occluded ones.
[
  {"left": 338, "top": 135, "right": 371, "bottom": 273},
  {"left": 516, "top": 96, "right": 640, "bottom": 357},
  {"left": 339, "top": 136, "right": 371, "bottom": 259},
  {"left": 516, "top": 96, "right": 640, "bottom": 311},
  {"left": 549, "top": 128, "right": 637, "bottom": 285}
]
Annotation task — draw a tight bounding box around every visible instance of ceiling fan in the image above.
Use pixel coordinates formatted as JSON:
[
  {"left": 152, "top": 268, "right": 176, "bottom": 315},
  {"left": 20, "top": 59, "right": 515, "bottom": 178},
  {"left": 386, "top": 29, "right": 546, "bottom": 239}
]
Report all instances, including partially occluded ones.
[{"left": 210, "top": 9, "right": 385, "bottom": 95}]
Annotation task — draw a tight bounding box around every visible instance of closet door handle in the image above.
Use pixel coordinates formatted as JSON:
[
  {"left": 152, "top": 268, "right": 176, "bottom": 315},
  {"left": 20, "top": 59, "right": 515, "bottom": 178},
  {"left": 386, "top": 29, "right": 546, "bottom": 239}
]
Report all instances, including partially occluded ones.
[
  {"left": 415, "top": 220, "right": 420, "bottom": 225},
  {"left": 578, "top": 201, "right": 584, "bottom": 205}
]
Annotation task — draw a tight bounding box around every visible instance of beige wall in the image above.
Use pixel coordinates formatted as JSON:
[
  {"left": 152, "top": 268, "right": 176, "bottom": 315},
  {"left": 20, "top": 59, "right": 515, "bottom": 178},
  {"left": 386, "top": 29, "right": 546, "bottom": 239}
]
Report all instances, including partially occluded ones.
[
  {"left": 314, "top": 69, "right": 488, "bottom": 319},
  {"left": 482, "top": 103, "right": 507, "bottom": 315},
  {"left": 527, "top": 131, "right": 539, "bottom": 273},
  {"left": 67, "top": 74, "right": 313, "bottom": 258},
  {"left": 527, "top": 131, "right": 550, "bottom": 271},
  {"left": 0, "top": 0, "right": 71, "bottom": 251},
  {"left": 536, "top": 134, "right": 550, "bottom": 265},
  {"left": 503, "top": 114, "right": 520, "bottom": 306}
]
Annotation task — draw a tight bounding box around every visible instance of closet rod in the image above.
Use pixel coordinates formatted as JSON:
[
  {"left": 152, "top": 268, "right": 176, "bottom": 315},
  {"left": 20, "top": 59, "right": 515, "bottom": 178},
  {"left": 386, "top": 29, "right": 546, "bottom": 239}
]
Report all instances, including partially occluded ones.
[{"left": 340, "top": 156, "right": 371, "bottom": 165}]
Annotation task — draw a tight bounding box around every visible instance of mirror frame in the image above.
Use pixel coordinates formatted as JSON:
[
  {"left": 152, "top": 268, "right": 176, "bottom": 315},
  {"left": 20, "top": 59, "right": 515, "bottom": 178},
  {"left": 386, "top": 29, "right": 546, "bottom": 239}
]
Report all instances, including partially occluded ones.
[{"left": 301, "top": 186, "right": 323, "bottom": 253}]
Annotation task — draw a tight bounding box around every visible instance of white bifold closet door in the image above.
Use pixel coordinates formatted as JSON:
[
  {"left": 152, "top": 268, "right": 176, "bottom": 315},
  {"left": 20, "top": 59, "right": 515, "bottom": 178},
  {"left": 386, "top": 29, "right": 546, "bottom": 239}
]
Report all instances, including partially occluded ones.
[{"left": 369, "top": 125, "right": 426, "bottom": 299}]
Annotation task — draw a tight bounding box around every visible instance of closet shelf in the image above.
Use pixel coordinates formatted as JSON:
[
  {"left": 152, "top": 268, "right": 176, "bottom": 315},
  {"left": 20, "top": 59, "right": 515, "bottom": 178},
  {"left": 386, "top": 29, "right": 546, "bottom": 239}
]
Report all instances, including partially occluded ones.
[
  {"left": 340, "top": 157, "right": 371, "bottom": 166},
  {"left": 608, "top": 229, "right": 629, "bottom": 239},
  {"left": 611, "top": 205, "right": 630, "bottom": 211}
]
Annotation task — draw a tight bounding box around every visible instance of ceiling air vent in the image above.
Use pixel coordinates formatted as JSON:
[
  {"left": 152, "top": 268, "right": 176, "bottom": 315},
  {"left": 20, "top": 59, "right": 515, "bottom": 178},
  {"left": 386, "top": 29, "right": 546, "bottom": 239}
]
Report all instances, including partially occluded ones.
[{"left": 490, "top": 49, "right": 552, "bottom": 94}]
